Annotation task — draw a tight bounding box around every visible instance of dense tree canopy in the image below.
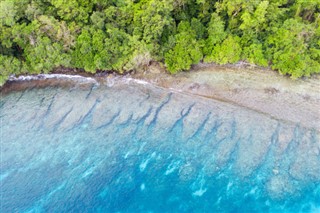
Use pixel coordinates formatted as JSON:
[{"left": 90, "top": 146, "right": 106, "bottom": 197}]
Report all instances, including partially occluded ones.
[{"left": 0, "top": 0, "right": 319, "bottom": 85}]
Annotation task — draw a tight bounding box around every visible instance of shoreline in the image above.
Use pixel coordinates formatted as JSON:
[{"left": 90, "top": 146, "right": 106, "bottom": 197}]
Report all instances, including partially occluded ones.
[
  {"left": 1, "top": 63, "right": 319, "bottom": 130},
  {"left": 133, "top": 63, "right": 320, "bottom": 130}
]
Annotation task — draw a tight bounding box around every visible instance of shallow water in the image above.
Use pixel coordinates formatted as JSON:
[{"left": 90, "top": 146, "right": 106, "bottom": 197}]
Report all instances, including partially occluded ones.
[{"left": 1, "top": 79, "right": 320, "bottom": 212}]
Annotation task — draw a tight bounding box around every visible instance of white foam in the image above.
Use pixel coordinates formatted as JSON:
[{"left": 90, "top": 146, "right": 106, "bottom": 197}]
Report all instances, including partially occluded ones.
[
  {"left": 124, "top": 77, "right": 149, "bottom": 86},
  {"left": 133, "top": 79, "right": 149, "bottom": 85},
  {"left": 8, "top": 74, "right": 98, "bottom": 84}
]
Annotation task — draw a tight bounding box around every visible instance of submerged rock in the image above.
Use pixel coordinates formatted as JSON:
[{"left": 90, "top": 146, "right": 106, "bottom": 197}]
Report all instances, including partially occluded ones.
[{"left": 1, "top": 68, "right": 319, "bottom": 212}]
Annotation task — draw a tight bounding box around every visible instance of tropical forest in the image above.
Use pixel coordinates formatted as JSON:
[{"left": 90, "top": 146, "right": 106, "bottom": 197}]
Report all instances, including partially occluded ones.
[{"left": 0, "top": 0, "right": 319, "bottom": 86}]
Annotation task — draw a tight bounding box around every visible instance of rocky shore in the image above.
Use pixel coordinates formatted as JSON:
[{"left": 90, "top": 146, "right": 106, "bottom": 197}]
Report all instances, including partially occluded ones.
[
  {"left": 132, "top": 63, "right": 320, "bottom": 130},
  {"left": 2, "top": 63, "right": 320, "bottom": 130}
]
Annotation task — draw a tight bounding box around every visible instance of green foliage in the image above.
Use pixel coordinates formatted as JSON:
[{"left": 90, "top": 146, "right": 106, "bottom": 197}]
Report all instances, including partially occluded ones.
[
  {"left": 242, "top": 43, "right": 268, "bottom": 67},
  {"left": 104, "top": 2, "right": 134, "bottom": 31},
  {"left": 90, "top": 12, "right": 106, "bottom": 30},
  {"left": 203, "top": 13, "right": 227, "bottom": 56},
  {"left": 0, "top": 55, "right": 22, "bottom": 86},
  {"left": 164, "top": 21, "right": 202, "bottom": 74},
  {"left": 0, "top": 0, "right": 17, "bottom": 27},
  {"left": 49, "top": 0, "right": 94, "bottom": 24},
  {"left": 0, "top": 0, "right": 320, "bottom": 86},
  {"left": 239, "top": 1, "right": 269, "bottom": 32},
  {"left": 267, "top": 18, "right": 320, "bottom": 78},
  {"left": 72, "top": 26, "right": 134, "bottom": 73},
  {"left": 191, "top": 18, "right": 206, "bottom": 40},
  {"left": 205, "top": 35, "right": 242, "bottom": 65},
  {"left": 24, "top": 36, "right": 71, "bottom": 74},
  {"left": 133, "top": 0, "right": 174, "bottom": 54},
  {"left": 292, "top": 0, "right": 320, "bottom": 22}
]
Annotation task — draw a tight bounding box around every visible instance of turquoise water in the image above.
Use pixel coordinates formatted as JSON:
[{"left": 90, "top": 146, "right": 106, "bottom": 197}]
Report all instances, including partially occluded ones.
[{"left": 1, "top": 80, "right": 320, "bottom": 212}]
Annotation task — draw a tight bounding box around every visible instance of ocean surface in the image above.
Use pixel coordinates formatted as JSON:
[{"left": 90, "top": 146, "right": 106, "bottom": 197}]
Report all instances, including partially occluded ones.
[{"left": 1, "top": 78, "right": 320, "bottom": 212}]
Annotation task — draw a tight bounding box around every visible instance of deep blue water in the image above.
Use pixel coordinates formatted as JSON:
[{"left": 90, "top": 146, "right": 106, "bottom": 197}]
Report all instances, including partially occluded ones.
[{"left": 1, "top": 80, "right": 320, "bottom": 212}]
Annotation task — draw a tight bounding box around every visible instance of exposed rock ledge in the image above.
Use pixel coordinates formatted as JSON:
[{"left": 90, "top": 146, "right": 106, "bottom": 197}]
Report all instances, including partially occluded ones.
[
  {"left": 132, "top": 63, "right": 320, "bottom": 130},
  {"left": 2, "top": 63, "right": 319, "bottom": 130}
]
